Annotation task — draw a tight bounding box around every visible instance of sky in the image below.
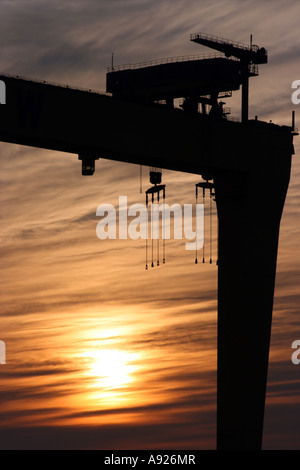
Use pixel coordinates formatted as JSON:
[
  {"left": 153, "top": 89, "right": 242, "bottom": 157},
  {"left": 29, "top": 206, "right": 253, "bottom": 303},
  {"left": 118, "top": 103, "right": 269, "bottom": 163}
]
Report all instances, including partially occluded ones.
[{"left": 0, "top": 0, "right": 300, "bottom": 450}]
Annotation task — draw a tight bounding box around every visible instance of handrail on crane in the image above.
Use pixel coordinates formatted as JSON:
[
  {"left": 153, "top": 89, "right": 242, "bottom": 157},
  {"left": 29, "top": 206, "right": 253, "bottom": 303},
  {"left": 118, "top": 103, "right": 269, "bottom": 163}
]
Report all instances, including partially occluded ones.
[
  {"left": 190, "top": 32, "right": 257, "bottom": 52},
  {"left": 190, "top": 32, "right": 268, "bottom": 65}
]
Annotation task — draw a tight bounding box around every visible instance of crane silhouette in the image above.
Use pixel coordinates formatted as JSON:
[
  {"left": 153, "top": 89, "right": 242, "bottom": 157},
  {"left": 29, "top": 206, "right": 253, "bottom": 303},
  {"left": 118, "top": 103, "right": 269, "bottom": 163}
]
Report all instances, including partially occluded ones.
[{"left": 0, "top": 33, "right": 297, "bottom": 450}]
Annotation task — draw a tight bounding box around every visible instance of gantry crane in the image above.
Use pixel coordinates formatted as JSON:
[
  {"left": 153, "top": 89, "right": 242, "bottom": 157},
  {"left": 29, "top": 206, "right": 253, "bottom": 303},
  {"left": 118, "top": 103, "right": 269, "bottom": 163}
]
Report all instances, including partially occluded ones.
[{"left": 0, "top": 32, "right": 297, "bottom": 449}]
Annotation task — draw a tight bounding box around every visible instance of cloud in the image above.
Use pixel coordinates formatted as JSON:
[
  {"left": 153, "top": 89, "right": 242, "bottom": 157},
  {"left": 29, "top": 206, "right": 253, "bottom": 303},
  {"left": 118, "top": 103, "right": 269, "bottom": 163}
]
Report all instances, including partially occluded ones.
[
  {"left": 0, "top": 418, "right": 216, "bottom": 450},
  {"left": 0, "top": 0, "right": 299, "bottom": 451}
]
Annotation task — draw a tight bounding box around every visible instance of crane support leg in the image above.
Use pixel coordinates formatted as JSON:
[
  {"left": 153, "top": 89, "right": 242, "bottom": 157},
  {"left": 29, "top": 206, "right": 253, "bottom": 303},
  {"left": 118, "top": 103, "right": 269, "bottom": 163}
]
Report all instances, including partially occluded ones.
[{"left": 214, "top": 154, "right": 291, "bottom": 449}]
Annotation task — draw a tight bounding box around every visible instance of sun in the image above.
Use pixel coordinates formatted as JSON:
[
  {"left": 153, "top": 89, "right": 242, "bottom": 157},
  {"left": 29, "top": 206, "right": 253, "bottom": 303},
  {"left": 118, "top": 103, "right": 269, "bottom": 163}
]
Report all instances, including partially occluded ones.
[{"left": 86, "top": 349, "right": 138, "bottom": 389}]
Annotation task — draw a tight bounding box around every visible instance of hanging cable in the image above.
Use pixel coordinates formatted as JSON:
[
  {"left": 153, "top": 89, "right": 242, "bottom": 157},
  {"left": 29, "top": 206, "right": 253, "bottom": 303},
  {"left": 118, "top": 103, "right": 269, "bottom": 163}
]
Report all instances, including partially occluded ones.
[
  {"left": 157, "top": 190, "right": 160, "bottom": 266},
  {"left": 151, "top": 192, "right": 154, "bottom": 268},
  {"left": 215, "top": 193, "right": 219, "bottom": 266},
  {"left": 202, "top": 185, "right": 205, "bottom": 263},
  {"left": 195, "top": 184, "right": 198, "bottom": 264},
  {"left": 140, "top": 165, "right": 143, "bottom": 194},
  {"left": 210, "top": 188, "right": 218, "bottom": 265},
  {"left": 210, "top": 186, "right": 213, "bottom": 264},
  {"left": 145, "top": 193, "right": 148, "bottom": 270},
  {"left": 145, "top": 170, "right": 165, "bottom": 270},
  {"left": 195, "top": 179, "right": 216, "bottom": 267},
  {"left": 163, "top": 187, "right": 166, "bottom": 264}
]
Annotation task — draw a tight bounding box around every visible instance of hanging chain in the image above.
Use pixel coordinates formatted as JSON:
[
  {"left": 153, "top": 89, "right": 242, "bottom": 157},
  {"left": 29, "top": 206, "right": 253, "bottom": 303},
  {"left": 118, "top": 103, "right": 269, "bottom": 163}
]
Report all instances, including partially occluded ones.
[
  {"left": 195, "top": 180, "right": 216, "bottom": 266},
  {"left": 202, "top": 186, "right": 205, "bottom": 263},
  {"left": 145, "top": 171, "right": 166, "bottom": 270}
]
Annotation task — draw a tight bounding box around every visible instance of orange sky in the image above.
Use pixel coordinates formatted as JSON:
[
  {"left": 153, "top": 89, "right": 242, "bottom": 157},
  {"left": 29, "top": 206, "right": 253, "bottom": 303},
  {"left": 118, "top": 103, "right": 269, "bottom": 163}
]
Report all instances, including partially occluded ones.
[{"left": 0, "top": 0, "right": 300, "bottom": 450}]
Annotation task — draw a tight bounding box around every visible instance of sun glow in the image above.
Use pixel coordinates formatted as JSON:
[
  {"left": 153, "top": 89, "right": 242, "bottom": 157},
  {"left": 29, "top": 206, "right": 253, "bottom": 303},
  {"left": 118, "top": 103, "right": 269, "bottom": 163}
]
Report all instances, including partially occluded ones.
[{"left": 85, "top": 349, "right": 138, "bottom": 389}]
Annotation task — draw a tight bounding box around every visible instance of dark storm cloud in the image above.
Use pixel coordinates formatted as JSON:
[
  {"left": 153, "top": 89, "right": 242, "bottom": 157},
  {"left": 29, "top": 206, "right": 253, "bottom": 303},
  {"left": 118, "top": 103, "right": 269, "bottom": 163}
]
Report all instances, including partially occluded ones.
[
  {"left": 2, "top": 0, "right": 297, "bottom": 89},
  {"left": 1, "top": 0, "right": 194, "bottom": 83},
  {"left": 0, "top": 417, "right": 216, "bottom": 450},
  {"left": 132, "top": 321, "right": 216, "bottom": 352},
  {"left": 263, "top": 403, "right": 300, "bottom": 450},
  {"left": 59, "top": 387, "right": 216, "bottom": 421},
  {"left": 0, "top": 359, "right": 81, "bottom": 379}
]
